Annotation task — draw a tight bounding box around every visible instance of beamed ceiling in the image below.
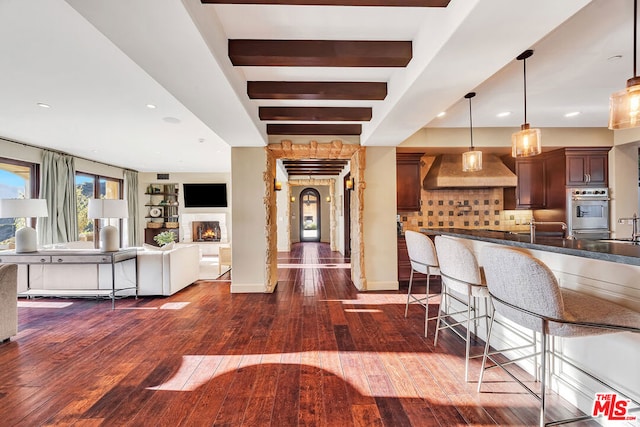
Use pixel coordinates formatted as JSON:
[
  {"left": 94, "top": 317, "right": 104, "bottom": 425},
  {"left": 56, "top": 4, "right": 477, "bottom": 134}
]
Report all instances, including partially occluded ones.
[
  {"left": 220, "top": 1, "right": 430, "bottom": 175},
  {"left": 1, "top": 1, "right": 623, "bottom": 173},
  {"left": 283, "top": 159, "right": 349, "bottom": 176}
]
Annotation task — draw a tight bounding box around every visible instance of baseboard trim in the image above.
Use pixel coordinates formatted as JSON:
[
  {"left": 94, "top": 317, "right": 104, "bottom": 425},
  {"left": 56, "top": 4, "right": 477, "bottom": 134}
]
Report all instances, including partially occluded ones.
[
  {"left": 366, "top": 280, "right": 399, "bottom": 291},
  {"left": 230, "top": 282, "right": 266, "bottom": 293}
]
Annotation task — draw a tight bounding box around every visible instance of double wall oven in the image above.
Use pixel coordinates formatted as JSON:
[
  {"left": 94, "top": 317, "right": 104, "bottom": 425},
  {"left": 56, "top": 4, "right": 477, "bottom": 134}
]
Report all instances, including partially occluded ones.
[{"left": 566, "top": 188, "right": 610, "bottom": 239}]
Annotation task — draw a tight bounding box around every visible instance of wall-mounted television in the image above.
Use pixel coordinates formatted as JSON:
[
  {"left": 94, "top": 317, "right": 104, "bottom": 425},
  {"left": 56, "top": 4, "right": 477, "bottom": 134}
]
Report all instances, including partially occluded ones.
[{"left": 183, "top": 183, "right": 227, "bottom": 208}]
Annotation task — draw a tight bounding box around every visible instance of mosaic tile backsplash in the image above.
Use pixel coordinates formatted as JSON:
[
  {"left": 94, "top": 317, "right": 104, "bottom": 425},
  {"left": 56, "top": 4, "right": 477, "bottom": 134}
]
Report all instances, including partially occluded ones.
[{"left": 399, "top": 155, "right": 532, "bottom": 233}]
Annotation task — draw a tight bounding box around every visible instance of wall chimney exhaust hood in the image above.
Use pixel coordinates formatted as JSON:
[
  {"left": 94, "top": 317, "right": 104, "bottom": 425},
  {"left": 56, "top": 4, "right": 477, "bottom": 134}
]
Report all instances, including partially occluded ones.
[{"left": 423, "top": 154, "right": 517, "bottom": 189}]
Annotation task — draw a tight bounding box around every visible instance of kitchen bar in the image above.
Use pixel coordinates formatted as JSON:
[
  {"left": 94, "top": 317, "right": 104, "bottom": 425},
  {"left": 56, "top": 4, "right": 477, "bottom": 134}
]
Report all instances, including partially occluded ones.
[{"left": 420, "top": 228, "right": 640, "bottom": 419}]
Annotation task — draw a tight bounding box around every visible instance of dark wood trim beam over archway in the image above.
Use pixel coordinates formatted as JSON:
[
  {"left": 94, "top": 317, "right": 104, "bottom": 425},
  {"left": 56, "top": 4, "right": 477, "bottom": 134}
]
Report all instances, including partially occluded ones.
[
  {"left": 259, "top": 107, "right": 372, "bottom": 121},
  {"left": 247, "top": 81, "right": 387, "bottom": 100},
  {"left": 229, "top": 40, "right": 412, "bottom": 67},
  {"left": 267, "top": 124, "right": 361, "bottom": 135},
  {"left": 204, "top": 0, "right": 450, "bottom": 6}
]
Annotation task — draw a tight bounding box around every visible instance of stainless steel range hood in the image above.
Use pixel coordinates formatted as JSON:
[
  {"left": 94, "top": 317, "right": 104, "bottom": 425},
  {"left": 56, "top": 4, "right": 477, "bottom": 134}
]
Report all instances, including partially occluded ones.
[{"left": 423, "top": 154, "right": 517, "bottom": 189}]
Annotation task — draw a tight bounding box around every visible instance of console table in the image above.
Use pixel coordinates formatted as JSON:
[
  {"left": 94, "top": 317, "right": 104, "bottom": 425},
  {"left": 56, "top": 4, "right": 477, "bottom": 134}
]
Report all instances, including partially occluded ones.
[{"left": 0, "top": 248, "right": 137, "bottom": 309}]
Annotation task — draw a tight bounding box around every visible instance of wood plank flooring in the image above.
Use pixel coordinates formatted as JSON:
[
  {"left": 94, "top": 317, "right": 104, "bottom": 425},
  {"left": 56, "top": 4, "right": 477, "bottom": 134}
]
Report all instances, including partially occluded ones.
[{"left": 0, "top": 242, "right": 597, "bottom": 426}]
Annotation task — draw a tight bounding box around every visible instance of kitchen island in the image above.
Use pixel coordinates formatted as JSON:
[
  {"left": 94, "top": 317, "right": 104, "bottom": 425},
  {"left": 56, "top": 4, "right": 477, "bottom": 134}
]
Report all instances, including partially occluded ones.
[{"left": 419, "top": 228, "right": 639, "bottom": 418}]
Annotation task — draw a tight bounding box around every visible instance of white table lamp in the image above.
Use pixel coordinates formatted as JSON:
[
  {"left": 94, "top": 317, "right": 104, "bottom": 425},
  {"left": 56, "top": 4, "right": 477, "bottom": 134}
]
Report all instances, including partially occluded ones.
[
  {"left": 0, "top": 199, "right": 49, "bottom": 253},
  {"left": 88, "top": 199, "right": 128, "bottom": 252}
]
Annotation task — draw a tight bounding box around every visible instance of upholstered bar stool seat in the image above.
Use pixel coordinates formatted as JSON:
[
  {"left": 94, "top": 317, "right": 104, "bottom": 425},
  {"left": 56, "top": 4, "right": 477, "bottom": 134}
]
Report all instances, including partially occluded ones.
[
  {"left": 403, "top": 230, "right": 440, "bottom": 337},
  {"left": 434, "top": 235, "right": 490, "bottom": 382},
  {"left": 479, "top": 246, "right": 640, "bottom": 427}
]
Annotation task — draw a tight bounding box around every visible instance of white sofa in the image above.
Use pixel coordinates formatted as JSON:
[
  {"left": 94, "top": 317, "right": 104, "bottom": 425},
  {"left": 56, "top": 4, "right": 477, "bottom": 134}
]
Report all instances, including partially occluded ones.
[
  {"left": 137, "top": 244, "right": 200, "bottom": 296},
  {"left": 12, "top": 242, "right": 200, "bottom": 297}
]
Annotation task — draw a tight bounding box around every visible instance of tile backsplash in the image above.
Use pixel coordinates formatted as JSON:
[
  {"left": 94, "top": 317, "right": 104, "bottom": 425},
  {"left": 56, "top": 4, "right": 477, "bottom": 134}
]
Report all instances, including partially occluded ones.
[{"left": 399, "top": 155, "right": 532, "bottom": 233}]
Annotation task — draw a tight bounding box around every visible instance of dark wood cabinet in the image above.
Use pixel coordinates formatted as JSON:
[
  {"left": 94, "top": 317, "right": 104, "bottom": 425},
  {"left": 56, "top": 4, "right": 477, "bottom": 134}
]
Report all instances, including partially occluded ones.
[
  {"left": 396, "top": 153, "right": 423, "bottom": 212},
  {"left": 564, "top": 149, "right": 608, "bottom": 186},
  {"left": 397, "top": 236, "right": 412, "bottom": 284},
  {"left": 502, "top": 155, "right": 546, "bottom": 209}
]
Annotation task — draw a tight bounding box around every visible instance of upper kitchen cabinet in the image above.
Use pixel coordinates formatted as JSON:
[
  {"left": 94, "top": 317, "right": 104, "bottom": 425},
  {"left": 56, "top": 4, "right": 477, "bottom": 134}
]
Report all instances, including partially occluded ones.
[
  {"left": 502, "top": 155, "right": 546, "bottom": 209},
  {"left": 396, "top": 153, "right": 423, "bottom": 212},
  {"left": 564, "top": 148, "right": 609, "bottom": 186}
]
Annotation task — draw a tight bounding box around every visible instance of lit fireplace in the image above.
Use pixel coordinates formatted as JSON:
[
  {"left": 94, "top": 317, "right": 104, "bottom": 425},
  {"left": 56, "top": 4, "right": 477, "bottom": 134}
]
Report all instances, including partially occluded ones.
[{"left": 192, "top": 221, "right": 221, "bottom": 242}]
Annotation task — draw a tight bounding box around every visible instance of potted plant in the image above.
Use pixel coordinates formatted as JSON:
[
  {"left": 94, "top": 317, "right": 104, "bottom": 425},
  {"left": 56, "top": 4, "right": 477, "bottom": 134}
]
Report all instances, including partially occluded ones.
[{"left": 153, "top": 230, "right": 176, "bottom": 247}]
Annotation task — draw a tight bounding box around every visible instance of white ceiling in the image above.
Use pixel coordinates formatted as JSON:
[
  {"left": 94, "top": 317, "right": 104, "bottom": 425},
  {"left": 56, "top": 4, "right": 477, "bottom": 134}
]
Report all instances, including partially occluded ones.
[{"left": 0, "top": 0, "right": 633, "bottom": 172}]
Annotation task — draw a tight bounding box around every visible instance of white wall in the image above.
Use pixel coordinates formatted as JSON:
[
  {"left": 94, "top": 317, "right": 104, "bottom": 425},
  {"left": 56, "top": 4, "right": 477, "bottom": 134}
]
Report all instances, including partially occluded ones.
[
  {"left": 230, "top": 147, "right": 267, "bottom": 293},
  {"left": 363, "top": 146, "right": 398, "bottom": 290},
  {"left": 401, "top": 127, "right": 613, "bottom": 150},
  {"left": 276, "top": 162, "right": 289, "bottom": 252}
]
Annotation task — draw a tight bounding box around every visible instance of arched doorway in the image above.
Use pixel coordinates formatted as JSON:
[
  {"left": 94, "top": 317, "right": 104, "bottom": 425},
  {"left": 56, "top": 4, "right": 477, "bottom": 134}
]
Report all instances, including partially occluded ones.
[{"left": 299, "top": 188, "right": 321, "bottom": 242}]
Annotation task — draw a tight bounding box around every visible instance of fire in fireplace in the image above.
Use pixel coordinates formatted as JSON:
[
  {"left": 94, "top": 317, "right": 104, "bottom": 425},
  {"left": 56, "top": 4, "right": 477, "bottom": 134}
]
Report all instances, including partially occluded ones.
[{"left": 193, "top": 221, "right": 221, "bottom": 242}]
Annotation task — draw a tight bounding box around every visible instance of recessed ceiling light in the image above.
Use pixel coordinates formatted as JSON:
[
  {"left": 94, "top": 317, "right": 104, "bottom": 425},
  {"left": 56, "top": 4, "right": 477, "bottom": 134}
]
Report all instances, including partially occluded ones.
[
  {"left": 496, "top": 111, "right": 511, "bottom": 118},
  {"left": 436, "top": 112, "right": 446, "bottom": 118},
  {"left": 146, "top": 104, "right": 157, "bottom": 109},
  {"left": 198, "top": 138, "right": 205, "bottom": 143},
  {"left": 564, "top": 111, "right": 581, "bottom": 117},
  {"left": 37, "top": 103, "right": 51, "bottom": 109},
  {"left": 162, "top": 117, "right": 181, "bottom": 124}
]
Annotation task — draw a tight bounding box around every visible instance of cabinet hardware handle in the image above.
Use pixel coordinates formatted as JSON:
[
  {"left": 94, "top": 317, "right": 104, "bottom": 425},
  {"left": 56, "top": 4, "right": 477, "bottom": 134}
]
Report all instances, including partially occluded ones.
[
  {"left": 40, "top": 258, "right": 47, "bottom": 263},
  {"left": 57, "top": 258, "right": 63, "bottom": 263}
]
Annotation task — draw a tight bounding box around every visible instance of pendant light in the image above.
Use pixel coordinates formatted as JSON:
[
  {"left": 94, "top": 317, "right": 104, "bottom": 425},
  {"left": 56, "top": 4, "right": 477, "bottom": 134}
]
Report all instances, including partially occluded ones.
[
  {"left": 609, "top": 0, "right": 640, "bottom": 129},
  {"left": 512, "top": 49, "right": 541, "bottom": 157},
  {"left": 462, "top": 92, "right": 482, "bottom": 172}
]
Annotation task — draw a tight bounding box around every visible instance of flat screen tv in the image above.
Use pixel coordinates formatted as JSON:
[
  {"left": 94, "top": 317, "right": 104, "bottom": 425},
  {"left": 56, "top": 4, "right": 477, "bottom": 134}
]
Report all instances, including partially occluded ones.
[{"left": 183, "top": 183, "right": 227, "bottom": 208}]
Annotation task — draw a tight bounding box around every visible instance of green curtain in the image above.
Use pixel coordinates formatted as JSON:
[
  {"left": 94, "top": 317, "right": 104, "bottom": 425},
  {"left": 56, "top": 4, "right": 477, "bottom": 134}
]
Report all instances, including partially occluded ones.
[
  {"left": 124, "top": 170, "right": 140, "bottom": 247},
  {"left": 37, "top": 151, "right": 77, "bottom": 245}
]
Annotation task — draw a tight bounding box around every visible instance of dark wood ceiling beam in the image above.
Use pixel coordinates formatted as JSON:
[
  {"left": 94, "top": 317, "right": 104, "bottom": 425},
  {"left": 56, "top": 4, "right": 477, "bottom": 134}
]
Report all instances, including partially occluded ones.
[
  {"left": 283, "top": 160, "right": 348, "bottom": 165},
  {"left": 248, "top": 81, "right": 387, "bottom": 100},
  {"left": 285, "top": 166, "right": 345, "bottom": 171},
  {"left": 259, "top": 107, "right": 372, "bottom": 121},
  {"left": 204, "top": 0, "right": 450, "bottom": 5},
  {"left": 267, "top": 123, "right": 361, "bottom": 135},
  {"left": 287, "top": 168, "right": 344, "bottom": 173},
  {"left": 229, "top": 40, "right": 412, "bottom": 67}
]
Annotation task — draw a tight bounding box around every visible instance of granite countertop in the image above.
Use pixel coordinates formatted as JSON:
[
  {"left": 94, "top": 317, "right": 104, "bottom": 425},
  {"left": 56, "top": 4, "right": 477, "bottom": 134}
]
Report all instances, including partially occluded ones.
[{"left": 419, "top": 228, "right": 640, "bottom": 267}]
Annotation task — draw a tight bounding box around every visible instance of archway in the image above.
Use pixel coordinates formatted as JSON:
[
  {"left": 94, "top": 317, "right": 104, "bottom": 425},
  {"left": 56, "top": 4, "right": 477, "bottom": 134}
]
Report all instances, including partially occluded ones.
[{"left": 264, "top": 140, "right": 367, "bottom": 291}]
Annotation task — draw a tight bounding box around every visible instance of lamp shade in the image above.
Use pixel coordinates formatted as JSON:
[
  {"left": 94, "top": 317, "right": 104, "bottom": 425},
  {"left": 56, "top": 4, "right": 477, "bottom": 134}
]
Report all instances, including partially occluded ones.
[
  {"left": 511, "top": 124, "right": 541, "bottom": 157},
  {"left": 87, "top": 199, "right": 128, "bottom": 219},
  {"left": 609, "top": 79, "right": 640, "bottom": 130},
  {"left": 0, "top": 199, "right": 49, "bottom": 218},
  {"left": 462, "top": 150, "right": 483, "bottom": 172}
]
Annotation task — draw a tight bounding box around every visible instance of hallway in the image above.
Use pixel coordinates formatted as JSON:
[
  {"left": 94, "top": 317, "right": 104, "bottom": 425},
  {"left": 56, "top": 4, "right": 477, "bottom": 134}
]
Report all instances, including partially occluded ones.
[{"left": 0, "top": 243, "right": 595, "bottom": 425}]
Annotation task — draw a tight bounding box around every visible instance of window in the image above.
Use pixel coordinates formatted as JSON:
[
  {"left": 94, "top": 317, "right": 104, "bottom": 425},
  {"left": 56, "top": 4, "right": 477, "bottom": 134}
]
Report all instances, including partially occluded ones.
[
  {"left": 0, "top": 157, "right": 39, "bottom": 247},
  {"left": 75, "top": 173, "right": 122, "bottom": 242}
]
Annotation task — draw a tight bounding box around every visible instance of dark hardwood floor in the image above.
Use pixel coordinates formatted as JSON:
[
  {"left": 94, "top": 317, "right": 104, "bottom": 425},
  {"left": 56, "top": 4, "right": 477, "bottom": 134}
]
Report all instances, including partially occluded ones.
[{"left": 0, "top": 242, "right": 596, "bottom": 426}]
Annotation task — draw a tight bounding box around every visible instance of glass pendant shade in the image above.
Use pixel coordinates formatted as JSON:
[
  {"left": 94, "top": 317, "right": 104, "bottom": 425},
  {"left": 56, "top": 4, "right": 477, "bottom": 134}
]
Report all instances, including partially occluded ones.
[
  {"left": 462, "top": 150, "right": 482, "bottom": 172},
  {"left": 512, "top": 123, "right": 541, "bottom": 157},
  {"left": 609, "top": 78, "right": 640, "bottom": 129},
  {"left": 461, "top": 91, "right": 482, "bottom": 172}
]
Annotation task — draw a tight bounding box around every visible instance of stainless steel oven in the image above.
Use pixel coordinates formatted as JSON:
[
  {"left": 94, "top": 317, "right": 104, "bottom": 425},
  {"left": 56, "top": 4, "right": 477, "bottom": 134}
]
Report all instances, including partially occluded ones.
[{"left": 566, "top": 188, "right": 610, "bottom": 239}]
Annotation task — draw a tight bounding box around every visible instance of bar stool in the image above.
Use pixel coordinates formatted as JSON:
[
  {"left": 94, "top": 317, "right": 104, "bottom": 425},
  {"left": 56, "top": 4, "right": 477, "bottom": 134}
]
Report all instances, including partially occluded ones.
[
  {"left": 433, "top": 235, "right": 490, "bottom": 382},
  {"left": 479, "top": 246, "right": 640, "bottom": 427},
  {"left": 403, "top": 230, "right": 440, "bottom": 337}
]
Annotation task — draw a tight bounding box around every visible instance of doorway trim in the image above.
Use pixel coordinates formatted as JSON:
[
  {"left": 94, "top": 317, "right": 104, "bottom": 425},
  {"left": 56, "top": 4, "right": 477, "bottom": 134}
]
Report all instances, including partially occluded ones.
[{"left": 265, "top": 140, "right": 366, "bottom": 291}]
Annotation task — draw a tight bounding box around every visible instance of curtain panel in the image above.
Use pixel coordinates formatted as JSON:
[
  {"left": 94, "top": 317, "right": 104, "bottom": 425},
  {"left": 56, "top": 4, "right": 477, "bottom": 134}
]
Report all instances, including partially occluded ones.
[
  {"left": 124, "top": 170, "right": 140, "bottom": 247},
  {"left": 37, "top": 151, "right": 77, "bottom": 245}
]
